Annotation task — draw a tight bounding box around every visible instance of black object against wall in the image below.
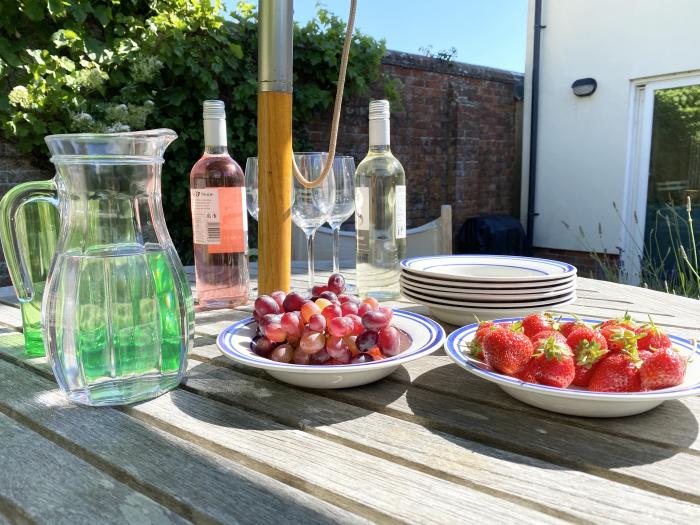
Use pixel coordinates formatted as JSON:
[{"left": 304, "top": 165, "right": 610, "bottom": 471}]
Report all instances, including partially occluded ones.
[{"left": 456, "top": 215, "right": 526, "bottom": 256}]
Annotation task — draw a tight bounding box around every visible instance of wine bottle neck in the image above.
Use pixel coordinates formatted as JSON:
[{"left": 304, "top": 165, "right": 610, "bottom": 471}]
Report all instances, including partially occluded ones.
[
  {"left": 204, "top": 145, "right": 228, "bottom": 155},
  {"left": 203, "top": 118, "right": 227, "bottom": 148},
  {"left": 369, "top": 118, "right": 390, "bottom": 148},
  {"left": 368, "top": 144, "right": 391, "bottom": 154}
]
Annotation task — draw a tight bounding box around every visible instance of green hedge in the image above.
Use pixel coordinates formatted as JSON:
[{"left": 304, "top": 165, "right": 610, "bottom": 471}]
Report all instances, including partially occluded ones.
[{"left": 0, "top": 0, "right": 394, "bottom": 261}]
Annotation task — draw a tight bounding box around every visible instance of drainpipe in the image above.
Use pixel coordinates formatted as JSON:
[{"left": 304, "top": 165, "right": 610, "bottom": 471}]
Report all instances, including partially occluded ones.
[{"left": 525, "top": 0, "right": 544, "bottom": 251}]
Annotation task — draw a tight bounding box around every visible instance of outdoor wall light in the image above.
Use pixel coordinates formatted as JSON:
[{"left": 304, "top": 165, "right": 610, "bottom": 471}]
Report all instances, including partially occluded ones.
[{"left": 571, "top": 78, "right": 597, "bottom": 97}]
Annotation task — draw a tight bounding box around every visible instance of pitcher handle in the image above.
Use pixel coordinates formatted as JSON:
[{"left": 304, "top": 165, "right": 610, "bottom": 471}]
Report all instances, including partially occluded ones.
[{"left": 0, "top": 179, "right": 58, "bottom": 302}]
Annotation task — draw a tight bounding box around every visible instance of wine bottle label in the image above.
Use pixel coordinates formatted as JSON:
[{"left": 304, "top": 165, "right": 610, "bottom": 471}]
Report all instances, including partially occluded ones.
[
  {"left": 395, "top": 185, "right": 406, "bottom": 239},
  {"left": 191, "top": 187, "right": 246, "bottom": 253}
]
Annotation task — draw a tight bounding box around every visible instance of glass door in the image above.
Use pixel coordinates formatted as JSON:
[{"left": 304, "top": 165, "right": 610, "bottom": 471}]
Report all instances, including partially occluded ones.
[
  {"left": 623, "top": 74, "right": 700, "bottom": 288},
  {"left": 637, "top": 78, "right": 700, "bottom": 292}
]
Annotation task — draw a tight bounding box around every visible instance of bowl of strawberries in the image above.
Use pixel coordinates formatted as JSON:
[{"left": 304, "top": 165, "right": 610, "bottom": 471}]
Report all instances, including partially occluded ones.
[
  {"left": 217, "top": 274, "right": 446, "bottom": 389},
  {"left": 444, "top": 312, "right": 699, "bottom": 417}
]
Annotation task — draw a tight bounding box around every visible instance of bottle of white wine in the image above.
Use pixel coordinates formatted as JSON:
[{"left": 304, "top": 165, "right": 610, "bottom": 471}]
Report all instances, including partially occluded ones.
[{"left": 355, "top": 99, "right": 406, "bottom": 299}]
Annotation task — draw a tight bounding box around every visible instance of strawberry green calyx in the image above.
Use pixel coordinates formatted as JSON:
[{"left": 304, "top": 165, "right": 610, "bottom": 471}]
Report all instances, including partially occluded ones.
[
  {"left": 543, "top": 312, "right": 561, "bottom": 331},
  {"left": 534, "top": 336, "right": 571, "bottom": 362},
  {"left": 576, "top": 340, "right": 607, "bottom": 368},
  {"left": 510, "top": 320, "right": 524, "bottom": 333}
]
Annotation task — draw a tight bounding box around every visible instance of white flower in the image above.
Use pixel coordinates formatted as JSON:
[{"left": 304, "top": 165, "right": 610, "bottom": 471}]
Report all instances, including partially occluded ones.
[{"left": 8, "top": 86, "right": 30, "bottom": 108}]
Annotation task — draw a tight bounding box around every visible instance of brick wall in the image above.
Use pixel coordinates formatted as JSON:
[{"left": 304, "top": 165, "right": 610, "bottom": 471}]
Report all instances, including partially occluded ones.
[
  {"left": 0, "top": 140, "right": 51, "bottom": 286},
  {"left": 533, "top": 247, "right": 621, "bottom": 279},
  {"left": 305, "top": 50, "right": 524, "bottom": 241}
]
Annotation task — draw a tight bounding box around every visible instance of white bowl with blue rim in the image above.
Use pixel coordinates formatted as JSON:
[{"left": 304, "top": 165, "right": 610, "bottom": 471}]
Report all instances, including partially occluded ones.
[
  {"left": 444, "top": 317, "right": 700, "bottom": 417},
  {"left": 217, "top": 310, "right": 446, "bottom": 389},
  {"left": 401, "top": 255, "right": 577, "bottom": 283}
]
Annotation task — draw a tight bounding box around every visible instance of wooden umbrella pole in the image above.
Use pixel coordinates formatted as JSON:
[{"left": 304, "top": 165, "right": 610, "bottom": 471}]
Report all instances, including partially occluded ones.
[{"left": 257, "top": 0, "right": 293, "bottom": 294}]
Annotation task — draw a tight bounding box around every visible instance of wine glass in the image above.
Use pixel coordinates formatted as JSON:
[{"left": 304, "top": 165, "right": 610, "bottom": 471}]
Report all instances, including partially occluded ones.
[
  {"left": 329, "top": 156, "right": 356, "bottom": 274},
  {"left": 244, "top": 157, "right": 258, "bottom": 220},
  {"left": 292, "top": 153, "right": 335, "bottom": 291}
]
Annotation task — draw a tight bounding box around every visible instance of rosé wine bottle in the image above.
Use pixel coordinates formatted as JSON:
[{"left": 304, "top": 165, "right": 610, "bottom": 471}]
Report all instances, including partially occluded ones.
[{"left": 190, "top": 100, "right": 249, "bottom": 309}]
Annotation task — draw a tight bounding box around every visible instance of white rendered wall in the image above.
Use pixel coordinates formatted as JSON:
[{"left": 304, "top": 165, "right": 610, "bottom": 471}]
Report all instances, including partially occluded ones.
[{"left": 521, "top": 0, "right": 700, "bottom": 253}]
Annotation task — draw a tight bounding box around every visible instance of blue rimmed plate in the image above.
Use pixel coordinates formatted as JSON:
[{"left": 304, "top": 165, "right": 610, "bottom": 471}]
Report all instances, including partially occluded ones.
[
  {"left": 217, "top": 310, "right": 446, "bottom": 389},
  {"left": 444, "top": 317, "right": 700, "bottom": 417},
  {"left": 401, "top": 255, "right": 577, "bottom": 282}
]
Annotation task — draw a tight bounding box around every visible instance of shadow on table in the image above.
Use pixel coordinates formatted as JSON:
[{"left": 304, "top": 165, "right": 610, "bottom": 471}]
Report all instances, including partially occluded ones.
[
  {"left": 173, "top": 359, "right": 411, "bottom": 431},
  {"left": 405, "top": 363, "right": 699, "bottom": 470}
]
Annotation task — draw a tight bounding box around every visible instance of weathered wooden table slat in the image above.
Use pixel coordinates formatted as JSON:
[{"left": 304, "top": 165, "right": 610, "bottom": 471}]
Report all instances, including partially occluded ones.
[{"left": 0, "top": 267, "right": 698, "bottom": 524}]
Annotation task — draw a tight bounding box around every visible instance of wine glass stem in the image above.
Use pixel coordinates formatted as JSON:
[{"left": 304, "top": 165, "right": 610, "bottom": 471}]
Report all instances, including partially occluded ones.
[
  {"left": 307, "top": 231, "right": 315, "bottom": 291},
  {"left": 332, "top": 226, "right": 340, "bottom": 274}
]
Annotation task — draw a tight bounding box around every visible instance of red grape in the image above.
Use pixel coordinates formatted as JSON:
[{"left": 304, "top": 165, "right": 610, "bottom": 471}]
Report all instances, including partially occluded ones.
[
  {"left": 344, "top": 314, "right": 364, "bottom": 336},
  {"left": 378, "top": 326, "right": 401, "bottom": 356},
  {"left": 327, "top": 273, "right": 346, "bottom": 294},
  {"left": 308, "top": 313, "right": 327, "bottom": 332},
  {"left": 280, "top": 312, "right": 302, "bottom": 338},
  {"left": 325, "top": 335, "right": 344, "bottom": 354},
  {"left": 362, "top": 297, "right": 380, "bottom": 310},
  {"left": 351, "top": 353, "right": 374, "bottom": 364},
  {"left": 292, "top": 349, "right": 311, "bottom": 364},
  {"left": 330, "top": 347, "right": 351, "bottom": 364},
  {"left": 319, "top": 290, "right": 339, "bottom": 302},
  {"left": 255, "top": 295, "right": 281, "bottom": 316},
  {"left": 311, "top": 285, "right": 328, "bottom": 297},
  {"left": 271, "top": 291, "right": 287, "bottom": 310},
  {"left": 398, "top": 328, "right": 413, "bottom": 352},
  {"left": 341, "top": 301, "right": 359, "bottom": 316},
  {"left": 310, "top": 348, "right": 331, "bottom": 365},
  {"left": 362, "top": 310, "right": 390, "bottom": 331},
  {"left": 259, "top": 313, "right": 281, "bottom": 329},
  {"left": 282, "top": 292, "right": 306, "bottom": 312},
  {"left": 322, "top": 304, "right": 342, "bottom": 324},
  {"left": 356, "top": 330, "right": 379, "bottom": 352},
  {"left": 261, "top": 320, "right": 286, "bottom": 343},
  {"left": 251, "top": 335, "right": 276, "bottom": 357},
  {"left": 358, "top": 303, "right": 373, "bottom": 317},
  {"left": 344, "top": 335, "right": 358, "bottom": 353},
  {"left": 300, "top": 332, "right": 326, "bottom": 354},
  {"left": 328, "top": 317, "right": 353, "bottom": 337},
  {"left": 378, "top": 306, "right": 393, "bottom": 323},
  {"left": 271, "top": 344, "right": 294, "bottom": 363},
  {"left": 301, "top": 301, "right": 321, "bottom": 322}
]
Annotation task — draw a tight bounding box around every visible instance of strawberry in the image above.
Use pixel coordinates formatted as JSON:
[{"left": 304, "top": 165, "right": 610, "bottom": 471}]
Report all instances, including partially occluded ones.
[
  {"left": 635, "top": 318, "right": 672, "bottom": 352},
  {"left": 521, "top": 314, "right": 551, "bottom": 338},
  {"left": 569, "top": 331, "right": 609, "bottom": 387},
  {"left": 515, "top": 359, "right": 539, "bottom": 384},
  {"left": 468, "top": 321, "right": 498, "bottom": 360},
  {"left": 597, "top": 312, "right": 638, "bottom": 331},
  {"left": 559, "top": 316, "right": 587, "bottom": 338},
  {"left": 639, "top": 348, "right": 687, "bottom": 390},
  {"left": 482, "top": 329, "right": 534, "bottom": 375},
  {"left": 638, "top": 350, "right": 653, "bottom": 361},
  {"left": 600, "top": 325, "right": 639, "bottom": 353},
  {"left": 527, "top": 337, "right": 575, "bottom": 388},
  {"left": 531, "top": 329, "right": 567, "bottom": 346},
  {"left": 566, "top": 326, "right": 608, "bottom": 355},
  {"left": 588, "top": 353, "right": 641, "bottom": 392}
]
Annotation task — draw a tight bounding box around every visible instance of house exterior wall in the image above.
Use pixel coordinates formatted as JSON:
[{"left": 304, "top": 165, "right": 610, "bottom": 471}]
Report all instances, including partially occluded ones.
[{"left": 521, "top": 0, "right": 700, "bottom": 254}]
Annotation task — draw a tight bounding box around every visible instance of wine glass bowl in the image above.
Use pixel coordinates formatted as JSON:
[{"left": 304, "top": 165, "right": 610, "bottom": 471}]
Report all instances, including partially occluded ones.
[
  {"left": 328, "top": 155, "right": 356, "bottom": 274},
  {"left": 292, "top": 153, "right": 335, "bottom": 290},
  {"left": 245, "top": 157, "right": 258, "bottom": 220}
]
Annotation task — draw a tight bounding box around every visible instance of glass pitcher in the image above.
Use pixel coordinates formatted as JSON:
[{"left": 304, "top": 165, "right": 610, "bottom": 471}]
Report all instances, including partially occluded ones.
[{"left": 0, "top": 129, "right": 194, "bottom": 406}]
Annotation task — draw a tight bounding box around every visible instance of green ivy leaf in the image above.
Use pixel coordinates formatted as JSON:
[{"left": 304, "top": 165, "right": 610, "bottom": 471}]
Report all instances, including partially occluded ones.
[{"left": 51, "top": 29, "right": 81, "bottom": 49}]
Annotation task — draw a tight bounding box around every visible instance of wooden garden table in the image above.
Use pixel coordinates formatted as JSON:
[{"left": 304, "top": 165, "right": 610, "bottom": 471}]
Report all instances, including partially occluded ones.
[{"left": 0, "top": 265, "right": 698, "bottom": 524}]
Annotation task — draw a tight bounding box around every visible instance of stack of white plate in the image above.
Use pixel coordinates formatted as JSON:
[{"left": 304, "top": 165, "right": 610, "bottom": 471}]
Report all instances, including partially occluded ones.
[{"left": 400, "top": 255, "right": 577, "bottom": 325}]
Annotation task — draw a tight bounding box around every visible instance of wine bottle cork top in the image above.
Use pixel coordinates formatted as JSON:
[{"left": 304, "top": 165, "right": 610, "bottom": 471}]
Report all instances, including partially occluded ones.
[
  {"left": 203, "top": 100, "right": 226, "bottom": 120},
  {"left": 368, "top": 99, "right": 390, "bottom": 120}
]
